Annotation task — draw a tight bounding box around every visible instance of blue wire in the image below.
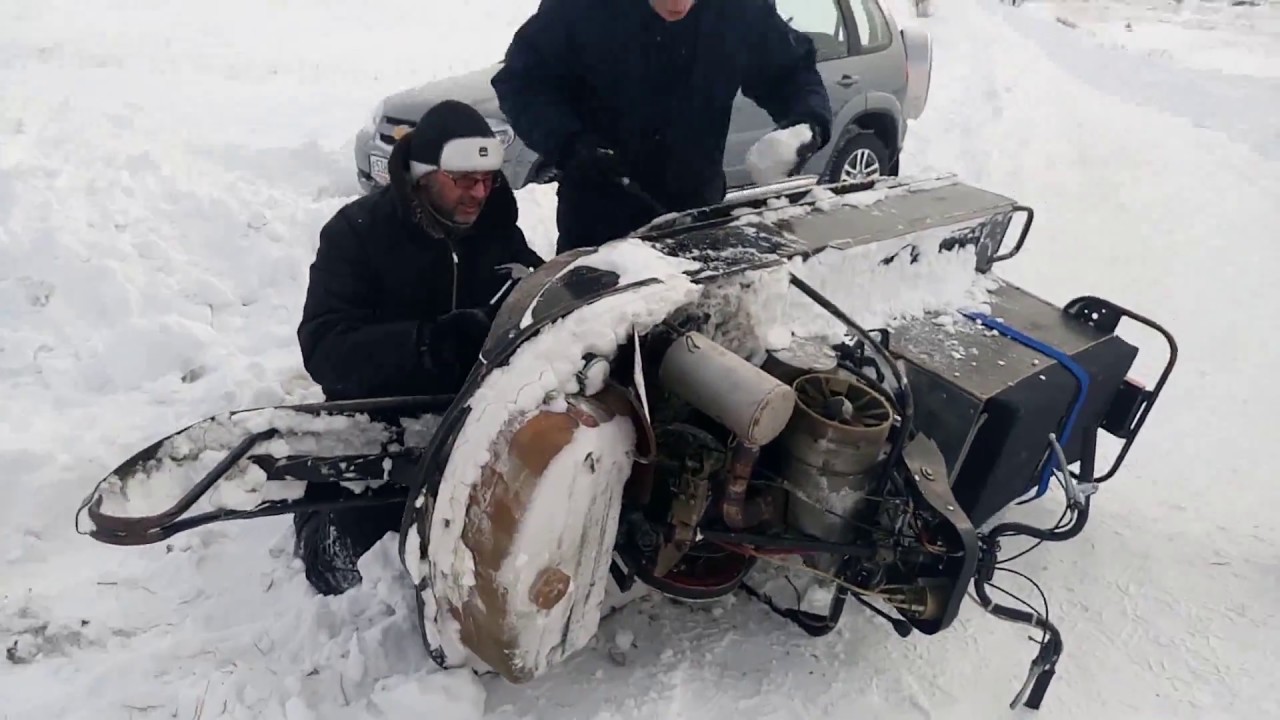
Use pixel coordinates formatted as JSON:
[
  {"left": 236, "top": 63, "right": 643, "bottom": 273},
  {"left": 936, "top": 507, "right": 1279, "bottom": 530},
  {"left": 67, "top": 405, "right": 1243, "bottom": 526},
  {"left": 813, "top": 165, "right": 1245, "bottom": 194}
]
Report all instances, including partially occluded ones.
[{"left": 960, "top": 311, "right": 1091, "bottom": 502}]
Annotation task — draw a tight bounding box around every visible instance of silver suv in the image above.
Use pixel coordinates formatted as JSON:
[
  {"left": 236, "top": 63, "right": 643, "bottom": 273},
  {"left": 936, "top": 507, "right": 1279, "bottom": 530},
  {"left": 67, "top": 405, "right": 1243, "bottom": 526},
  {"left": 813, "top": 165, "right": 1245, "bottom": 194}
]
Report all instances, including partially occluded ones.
[{"left": 353, "top": 0, "right": 931, "bottom": 194}]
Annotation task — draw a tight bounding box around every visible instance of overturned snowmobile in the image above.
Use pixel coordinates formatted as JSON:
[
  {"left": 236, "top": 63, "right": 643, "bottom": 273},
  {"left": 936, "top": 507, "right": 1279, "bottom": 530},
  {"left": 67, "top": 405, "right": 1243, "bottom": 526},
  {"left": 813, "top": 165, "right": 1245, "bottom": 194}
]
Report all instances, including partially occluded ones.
[{"left": 76, "top": 175, "right": 1176, "bottom": 711}]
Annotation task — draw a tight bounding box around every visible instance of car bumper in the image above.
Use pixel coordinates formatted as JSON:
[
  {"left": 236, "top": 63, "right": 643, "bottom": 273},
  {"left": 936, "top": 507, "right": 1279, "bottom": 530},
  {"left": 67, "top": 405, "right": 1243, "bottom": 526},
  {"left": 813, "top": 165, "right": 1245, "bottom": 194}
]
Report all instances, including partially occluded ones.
[
  {"left": 902, "top": 27, "right": 933, "bottom": 121},
  {"left": 353, "top": 126, "right": 378, "bottom": 192}
]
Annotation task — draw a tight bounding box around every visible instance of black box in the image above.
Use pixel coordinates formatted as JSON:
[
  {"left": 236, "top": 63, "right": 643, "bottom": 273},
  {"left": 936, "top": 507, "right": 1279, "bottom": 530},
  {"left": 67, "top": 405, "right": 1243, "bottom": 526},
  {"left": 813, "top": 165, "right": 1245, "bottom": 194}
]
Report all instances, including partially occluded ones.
[{"left": 891, "top": 282, "right": 1138, "bottom": 528}]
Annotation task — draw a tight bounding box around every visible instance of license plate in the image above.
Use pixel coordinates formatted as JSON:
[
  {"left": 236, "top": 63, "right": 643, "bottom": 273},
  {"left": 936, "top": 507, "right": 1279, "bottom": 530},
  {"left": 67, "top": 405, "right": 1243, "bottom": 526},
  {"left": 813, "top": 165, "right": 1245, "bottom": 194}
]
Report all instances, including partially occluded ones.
[{"left": 369, "top": 155, "right": 390, "bottom": 186}]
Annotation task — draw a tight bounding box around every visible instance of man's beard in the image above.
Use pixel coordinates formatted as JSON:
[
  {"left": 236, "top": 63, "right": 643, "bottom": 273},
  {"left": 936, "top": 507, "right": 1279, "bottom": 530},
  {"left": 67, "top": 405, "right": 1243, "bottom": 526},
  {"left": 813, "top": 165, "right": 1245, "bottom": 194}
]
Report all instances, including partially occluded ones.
[
  {"left": 448, "top": 202, "right": 482, "bottom": 225},
  {"left": 417, "top": 187, "right": 479, "bottom": 231}
]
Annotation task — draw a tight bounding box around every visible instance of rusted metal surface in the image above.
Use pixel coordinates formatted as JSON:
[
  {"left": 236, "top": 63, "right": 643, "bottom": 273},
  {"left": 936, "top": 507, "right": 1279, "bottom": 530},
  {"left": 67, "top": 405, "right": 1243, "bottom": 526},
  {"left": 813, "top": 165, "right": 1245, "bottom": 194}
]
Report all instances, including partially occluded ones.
[
  {"left": 448, "top": 382, "right": 643, "bottom": 683},
  {"left": 721, "top": 442, "right": 763, "bottom": 530}
]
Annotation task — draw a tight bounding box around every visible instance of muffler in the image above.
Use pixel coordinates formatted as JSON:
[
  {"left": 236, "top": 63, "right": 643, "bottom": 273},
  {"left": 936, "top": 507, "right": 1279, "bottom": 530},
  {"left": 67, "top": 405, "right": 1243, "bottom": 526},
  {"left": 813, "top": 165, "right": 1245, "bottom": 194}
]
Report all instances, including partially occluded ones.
[{"left": 659, "top": 332, "right": 797, "bottom": 529}]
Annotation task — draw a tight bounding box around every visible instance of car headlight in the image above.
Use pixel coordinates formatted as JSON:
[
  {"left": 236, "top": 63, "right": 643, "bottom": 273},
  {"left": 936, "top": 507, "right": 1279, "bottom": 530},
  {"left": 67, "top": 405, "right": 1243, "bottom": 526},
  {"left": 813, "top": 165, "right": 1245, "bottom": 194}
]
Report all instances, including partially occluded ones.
[
  {"left": 486, "top": 117, "right": 516, "bottom": 148},
  {"left": 368, "top": 99, "right": 386, "bottom": 131}
]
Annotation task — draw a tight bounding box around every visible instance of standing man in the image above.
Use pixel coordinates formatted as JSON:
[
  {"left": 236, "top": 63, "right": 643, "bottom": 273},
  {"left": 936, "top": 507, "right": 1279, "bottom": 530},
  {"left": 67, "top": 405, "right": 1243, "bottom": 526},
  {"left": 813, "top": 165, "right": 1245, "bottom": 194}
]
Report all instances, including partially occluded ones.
[
  {"left": 491, "top": 0, "right": 834, "bottom": 254},
  {"left": 293, "top": 99, "right": 544, "bottom": 595}
]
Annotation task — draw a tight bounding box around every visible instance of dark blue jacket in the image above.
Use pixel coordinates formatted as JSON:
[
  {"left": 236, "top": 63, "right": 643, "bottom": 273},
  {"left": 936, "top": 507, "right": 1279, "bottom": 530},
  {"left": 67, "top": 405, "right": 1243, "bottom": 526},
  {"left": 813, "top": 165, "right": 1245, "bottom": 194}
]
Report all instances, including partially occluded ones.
[{"left": 492, "top": 0, "right": 832, "bottom": 250}]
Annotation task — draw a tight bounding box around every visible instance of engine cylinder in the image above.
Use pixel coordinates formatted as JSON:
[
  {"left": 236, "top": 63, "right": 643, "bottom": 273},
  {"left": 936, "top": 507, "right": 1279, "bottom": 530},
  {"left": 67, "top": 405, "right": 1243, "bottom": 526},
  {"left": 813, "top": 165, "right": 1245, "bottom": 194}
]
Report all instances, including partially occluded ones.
[
  {"left": 779, "top": 373, "right": 894, "bottom": 543},
  {"left": 659, "top": 331, "right": 797, "bottom": 446}
]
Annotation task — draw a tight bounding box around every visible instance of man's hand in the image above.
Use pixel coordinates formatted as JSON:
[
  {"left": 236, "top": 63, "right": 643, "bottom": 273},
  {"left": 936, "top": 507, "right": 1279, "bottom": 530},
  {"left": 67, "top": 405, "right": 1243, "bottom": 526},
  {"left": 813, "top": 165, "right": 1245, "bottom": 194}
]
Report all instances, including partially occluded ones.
[
  {"left": 421, "top": 308, "right": 493, "bottom": 385},
  {"left": 747, "top": 122, "right": 825, "bottom": 185},
  {"left": 784, "top": 120, "right": 828, "bottom": 169},
  {"left": 563, "top": 136, "right": 629, "bottom": 184}
]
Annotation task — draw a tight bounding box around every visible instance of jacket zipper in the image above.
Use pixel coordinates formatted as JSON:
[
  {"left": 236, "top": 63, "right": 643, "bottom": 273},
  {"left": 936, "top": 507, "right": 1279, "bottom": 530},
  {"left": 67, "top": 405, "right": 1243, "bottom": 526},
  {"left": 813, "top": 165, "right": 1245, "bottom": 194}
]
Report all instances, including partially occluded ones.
[{"left": 446, "top": 239, "right": 459, "bottom": 311}]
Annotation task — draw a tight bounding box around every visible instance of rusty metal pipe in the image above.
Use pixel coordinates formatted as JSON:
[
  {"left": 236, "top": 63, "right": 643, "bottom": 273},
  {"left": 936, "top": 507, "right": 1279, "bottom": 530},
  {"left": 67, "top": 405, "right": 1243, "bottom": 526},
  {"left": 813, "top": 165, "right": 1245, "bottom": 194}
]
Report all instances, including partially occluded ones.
[{"left": 722, "top": 442, "right": 762, "bottom": 530}]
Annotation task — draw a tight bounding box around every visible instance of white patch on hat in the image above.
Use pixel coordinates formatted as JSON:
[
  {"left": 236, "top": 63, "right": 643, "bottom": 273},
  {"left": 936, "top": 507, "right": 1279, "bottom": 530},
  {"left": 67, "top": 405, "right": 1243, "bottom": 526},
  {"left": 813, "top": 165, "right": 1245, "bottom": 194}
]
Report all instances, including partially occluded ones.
[{"left": 410, "top": 136, "right": 504, "bottom": 181}]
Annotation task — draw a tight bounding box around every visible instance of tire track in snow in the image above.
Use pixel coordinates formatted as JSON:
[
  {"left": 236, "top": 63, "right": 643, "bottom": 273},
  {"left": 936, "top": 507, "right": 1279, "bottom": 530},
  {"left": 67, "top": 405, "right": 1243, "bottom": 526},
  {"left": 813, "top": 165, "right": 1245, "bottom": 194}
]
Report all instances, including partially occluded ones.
[{"left": 1005, "top": 0, "right": 1280, "bottom": 162}]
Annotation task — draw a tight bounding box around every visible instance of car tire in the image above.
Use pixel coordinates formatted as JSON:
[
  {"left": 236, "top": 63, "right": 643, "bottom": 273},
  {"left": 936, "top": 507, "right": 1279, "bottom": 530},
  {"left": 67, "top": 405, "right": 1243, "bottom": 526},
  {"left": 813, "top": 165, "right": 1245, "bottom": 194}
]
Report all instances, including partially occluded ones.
[{"left": 821, "top": 131, "right": 894, "bottom": 184}]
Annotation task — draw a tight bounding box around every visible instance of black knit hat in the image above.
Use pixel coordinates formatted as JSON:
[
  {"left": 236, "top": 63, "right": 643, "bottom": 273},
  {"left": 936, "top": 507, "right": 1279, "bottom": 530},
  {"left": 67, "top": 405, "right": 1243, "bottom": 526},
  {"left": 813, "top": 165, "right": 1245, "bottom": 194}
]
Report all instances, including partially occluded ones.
[{"left": 407, "top": 100, "right": 504, "bottom": 181}]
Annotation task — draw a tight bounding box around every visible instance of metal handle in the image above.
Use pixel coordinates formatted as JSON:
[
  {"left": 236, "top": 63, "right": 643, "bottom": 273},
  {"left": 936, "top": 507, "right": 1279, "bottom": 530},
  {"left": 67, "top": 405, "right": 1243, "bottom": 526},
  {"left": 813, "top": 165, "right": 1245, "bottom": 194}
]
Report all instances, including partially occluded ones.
[
  {"left": 990, "top": 205, "right": 1035, "bottom": 265},
  {"left": 618, "top": 176, "right": 668, "bottom": 215}
]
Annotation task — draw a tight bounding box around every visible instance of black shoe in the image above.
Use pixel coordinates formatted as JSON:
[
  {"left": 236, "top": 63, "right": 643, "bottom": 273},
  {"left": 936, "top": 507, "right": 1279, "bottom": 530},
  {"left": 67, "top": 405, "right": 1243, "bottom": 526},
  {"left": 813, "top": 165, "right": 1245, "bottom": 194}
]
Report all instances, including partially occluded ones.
[{"left": 294, "top": 510, "right": 365, "bottom": 596}]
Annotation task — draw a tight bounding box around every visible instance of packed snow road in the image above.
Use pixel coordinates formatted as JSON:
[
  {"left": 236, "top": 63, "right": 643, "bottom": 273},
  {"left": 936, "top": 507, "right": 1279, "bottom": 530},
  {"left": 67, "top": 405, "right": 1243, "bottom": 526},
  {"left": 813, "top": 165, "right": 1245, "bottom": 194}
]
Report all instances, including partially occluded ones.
[
  {"left": 2, "top": 0, "right": 1279, "bottom": 718},
  {"left": 1011, "top": 0, "right": 1280, "bottom": 161}
]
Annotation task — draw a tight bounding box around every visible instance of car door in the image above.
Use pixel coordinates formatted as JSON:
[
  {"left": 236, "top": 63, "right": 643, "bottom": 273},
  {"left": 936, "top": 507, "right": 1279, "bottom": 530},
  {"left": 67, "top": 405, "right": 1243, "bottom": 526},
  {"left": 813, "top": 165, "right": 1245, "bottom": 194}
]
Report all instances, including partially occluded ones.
[
  {"left": 843, "top": 0, "right": 905, "bottom": 124},
  {"left": 723, "top": 0, "right": 869, "bottom": 189}
]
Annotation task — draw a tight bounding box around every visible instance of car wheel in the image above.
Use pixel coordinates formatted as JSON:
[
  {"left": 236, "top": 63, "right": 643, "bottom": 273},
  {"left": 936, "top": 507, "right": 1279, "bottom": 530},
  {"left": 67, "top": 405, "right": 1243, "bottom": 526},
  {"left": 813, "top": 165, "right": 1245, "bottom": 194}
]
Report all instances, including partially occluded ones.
[{"left": 822, "top": 132, "right": 893, "bottom": 184}]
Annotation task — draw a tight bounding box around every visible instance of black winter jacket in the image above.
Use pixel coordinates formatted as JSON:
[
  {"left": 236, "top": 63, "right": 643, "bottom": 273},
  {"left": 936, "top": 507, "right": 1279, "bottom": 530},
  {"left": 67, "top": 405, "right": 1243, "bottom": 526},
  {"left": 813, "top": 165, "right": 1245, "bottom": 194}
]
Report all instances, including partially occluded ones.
[
  {"left": 297, "top": 137, "right": 544, "bottom": 402},
  {"left": 492, "top": 0, "right": 833, "bottom": 249}
]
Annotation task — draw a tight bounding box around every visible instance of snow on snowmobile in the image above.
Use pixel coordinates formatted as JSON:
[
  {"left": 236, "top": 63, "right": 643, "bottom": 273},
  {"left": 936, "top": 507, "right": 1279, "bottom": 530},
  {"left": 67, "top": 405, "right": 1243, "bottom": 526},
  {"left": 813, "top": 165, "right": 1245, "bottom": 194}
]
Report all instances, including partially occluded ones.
[{"left": 75, "top": 174, "right": 1177, "bottom": 711}]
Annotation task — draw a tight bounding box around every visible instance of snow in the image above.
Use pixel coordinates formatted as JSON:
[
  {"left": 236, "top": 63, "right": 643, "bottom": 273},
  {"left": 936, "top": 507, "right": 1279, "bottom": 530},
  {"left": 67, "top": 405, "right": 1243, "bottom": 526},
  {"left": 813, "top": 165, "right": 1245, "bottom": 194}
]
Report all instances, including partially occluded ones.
[
  {"left": 563, "top": 237, "right": 703, "bottom": 287},
  {"left": 1025, "top": 0, "right": 1280, "bottom": 79},
  {"left": 673, "top": 217, "right": 999, "bottom": 369},
  {"left": 519, "top": 237, "right": 701, "bottom": 328},
  {"left": 5, "top": 0, "right": 1280, "bottom": 717},
  {"left": 728, "top": 174, "right": 959, "bottom": 227},
  {"left": 580, "top": 356, "right": 612, "bottom": 396},
  {"left": 746, "top": 123, "right": 816, "bottom": 185},
  {"left": 681, "top": 266, "right": 798, "bottom": 361},
  {"left": 613, "top": 628, "right": 635, "bottom": 651},
  {"left": 784, "top": 223, "right": 999, "bottom": 337}
]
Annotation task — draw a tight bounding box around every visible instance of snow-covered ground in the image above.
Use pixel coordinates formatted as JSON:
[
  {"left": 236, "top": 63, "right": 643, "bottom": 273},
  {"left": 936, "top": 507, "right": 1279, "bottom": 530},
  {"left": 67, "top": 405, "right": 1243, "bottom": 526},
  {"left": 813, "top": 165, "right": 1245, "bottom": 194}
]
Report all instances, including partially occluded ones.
[
  {"left": 3, "top": 0, "right": 1280, "bottom": 717},
  {"left": 995, "top": 0, "right": 1280, "bottom": 161},
  {"left": 1025, "top": 0, "right": 1280, "bottom": 79}
]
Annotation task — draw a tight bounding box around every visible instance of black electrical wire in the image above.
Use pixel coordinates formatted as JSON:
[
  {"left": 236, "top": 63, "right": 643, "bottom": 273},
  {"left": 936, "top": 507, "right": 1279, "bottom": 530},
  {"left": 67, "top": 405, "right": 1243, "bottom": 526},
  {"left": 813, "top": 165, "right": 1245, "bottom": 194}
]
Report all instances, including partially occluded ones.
[{"left": 992, "top": 566, "right": 1053, "bottom": 647}]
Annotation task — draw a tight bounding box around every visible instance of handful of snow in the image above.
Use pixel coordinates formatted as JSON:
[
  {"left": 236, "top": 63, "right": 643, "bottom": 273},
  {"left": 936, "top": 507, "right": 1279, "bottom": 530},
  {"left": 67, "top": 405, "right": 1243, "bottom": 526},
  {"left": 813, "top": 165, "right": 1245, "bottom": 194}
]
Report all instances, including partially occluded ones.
[{"left": 747, "top": 124, "right": 815, "bottom": 185}]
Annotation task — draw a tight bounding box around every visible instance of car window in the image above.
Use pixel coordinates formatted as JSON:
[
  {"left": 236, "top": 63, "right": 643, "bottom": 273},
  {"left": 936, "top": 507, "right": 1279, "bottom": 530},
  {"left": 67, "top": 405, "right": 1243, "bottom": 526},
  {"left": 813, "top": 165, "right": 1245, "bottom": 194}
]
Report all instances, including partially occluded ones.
[
  {"left": 774, "top": 0, "right": 849, "bottom": 62},
  {"left": 848, "top": 0, "right": 894, "bottom": 54}
]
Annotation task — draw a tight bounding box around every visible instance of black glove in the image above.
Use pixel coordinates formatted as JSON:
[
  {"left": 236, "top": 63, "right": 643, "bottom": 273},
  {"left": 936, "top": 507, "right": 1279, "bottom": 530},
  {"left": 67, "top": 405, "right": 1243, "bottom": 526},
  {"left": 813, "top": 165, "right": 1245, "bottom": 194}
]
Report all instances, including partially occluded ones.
[
  {"left": 561, "top": 136, "right": 629, "bottom": 185},
  {"left": 420, "top": 308, "right": 493, "bottom": 387}
]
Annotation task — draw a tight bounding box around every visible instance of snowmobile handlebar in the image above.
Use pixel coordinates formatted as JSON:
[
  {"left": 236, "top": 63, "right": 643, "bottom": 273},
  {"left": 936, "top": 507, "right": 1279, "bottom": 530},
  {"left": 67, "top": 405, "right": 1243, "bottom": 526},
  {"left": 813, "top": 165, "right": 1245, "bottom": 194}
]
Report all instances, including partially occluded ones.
[{"left": 972, "top": 545, "right": 1065, "bottom": 711}]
